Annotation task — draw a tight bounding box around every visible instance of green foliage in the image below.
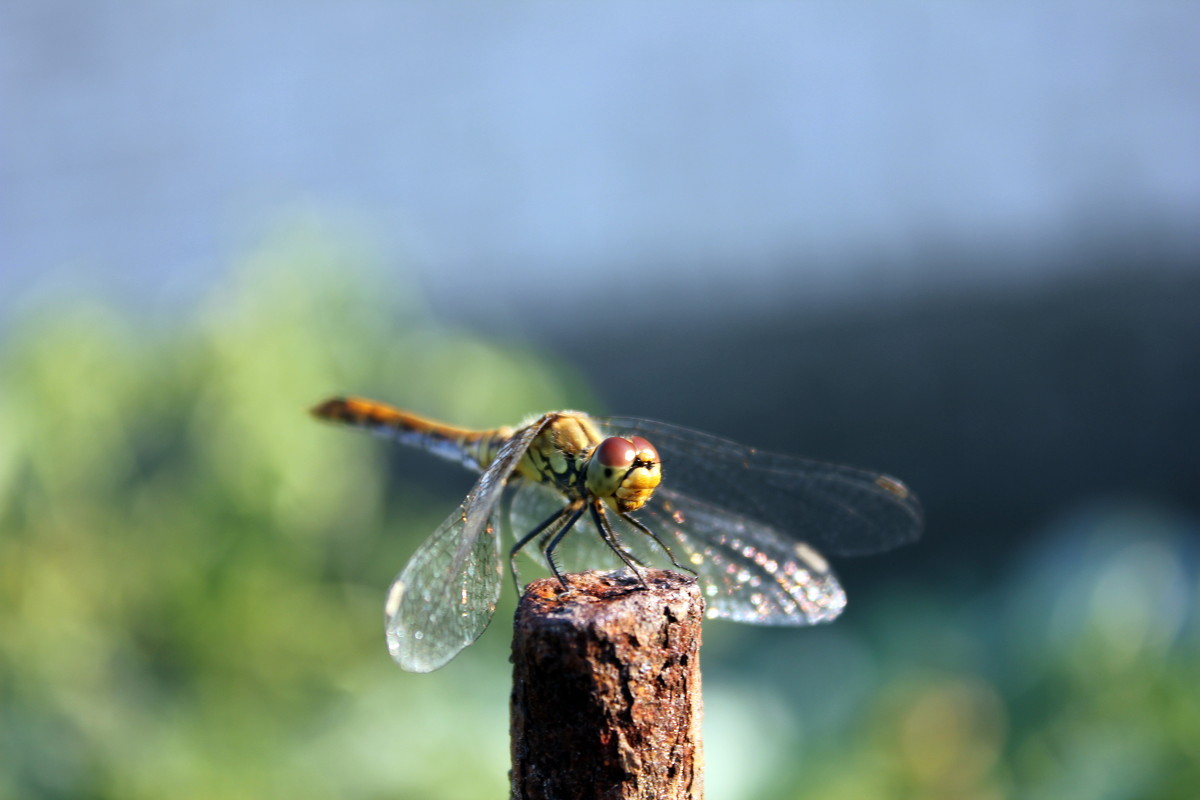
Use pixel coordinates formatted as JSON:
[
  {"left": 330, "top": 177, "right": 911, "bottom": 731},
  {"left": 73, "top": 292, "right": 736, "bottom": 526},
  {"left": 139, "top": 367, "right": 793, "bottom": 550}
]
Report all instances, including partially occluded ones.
[
  {"left": 1, "top": 229, "right": 1196, "bottom": 799},
  {"left": 0, "top": 227, "right": 583, "bottom": 800}
]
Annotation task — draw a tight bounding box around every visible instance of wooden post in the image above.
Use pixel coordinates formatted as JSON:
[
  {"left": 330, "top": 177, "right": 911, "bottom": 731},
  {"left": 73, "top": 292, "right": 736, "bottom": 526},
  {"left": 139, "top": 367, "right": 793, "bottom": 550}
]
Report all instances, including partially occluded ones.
[{"left": 510, "top": 569, "right": 704, "bottom": 800}]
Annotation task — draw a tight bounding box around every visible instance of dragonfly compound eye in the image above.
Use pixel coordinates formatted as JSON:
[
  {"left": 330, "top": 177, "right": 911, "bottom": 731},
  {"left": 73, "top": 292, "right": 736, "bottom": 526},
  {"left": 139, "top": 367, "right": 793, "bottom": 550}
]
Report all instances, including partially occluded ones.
[
  {"left": 595, "top": 437, "right": 637, "bottom": 470},
  {"left": 629, "top": 436, "right": 658, "bottom": 465}
]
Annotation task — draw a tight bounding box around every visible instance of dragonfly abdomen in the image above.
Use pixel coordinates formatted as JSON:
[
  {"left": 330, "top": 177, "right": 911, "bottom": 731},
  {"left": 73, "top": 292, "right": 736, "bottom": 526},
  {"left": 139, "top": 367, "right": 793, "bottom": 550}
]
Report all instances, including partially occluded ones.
[{"left": 311, "top": 397, "right": 505, "bottom": 472}]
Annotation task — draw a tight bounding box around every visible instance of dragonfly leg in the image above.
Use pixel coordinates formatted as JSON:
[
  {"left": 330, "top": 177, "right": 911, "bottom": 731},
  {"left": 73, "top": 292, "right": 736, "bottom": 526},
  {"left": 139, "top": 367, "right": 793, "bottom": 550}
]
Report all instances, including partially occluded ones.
[
  {"left": 621, "top": 512, "right": 697, "bottom": 578},
  {"left": 536, "top": 515, "right": 647, "bottom": 569},
  {"left": 594, "top": 514, "right": 649, "bottom": 568},
  {"left": 589, "top": 501, "right": 650, "bottom": 590},
  {"left": 541, "top": 502, "right": 587, "bottom": 590},
  {"left": 509, "top": 502, "right": 582, "bottom": 595}
]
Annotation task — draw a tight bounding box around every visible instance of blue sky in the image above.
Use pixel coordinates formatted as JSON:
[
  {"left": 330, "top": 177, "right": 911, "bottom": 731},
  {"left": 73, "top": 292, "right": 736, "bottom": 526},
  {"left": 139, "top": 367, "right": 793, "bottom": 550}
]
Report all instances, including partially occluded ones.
[{"left": 3, "top": 1, "right": 1197, "bottom": 319}]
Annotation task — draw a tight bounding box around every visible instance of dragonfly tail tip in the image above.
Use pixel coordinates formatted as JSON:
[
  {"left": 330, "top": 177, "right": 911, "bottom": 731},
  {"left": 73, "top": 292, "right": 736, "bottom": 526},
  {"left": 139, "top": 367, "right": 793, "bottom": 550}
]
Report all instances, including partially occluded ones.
[{"left": 310, "top": 397, "right": 348, "bottom": 419}]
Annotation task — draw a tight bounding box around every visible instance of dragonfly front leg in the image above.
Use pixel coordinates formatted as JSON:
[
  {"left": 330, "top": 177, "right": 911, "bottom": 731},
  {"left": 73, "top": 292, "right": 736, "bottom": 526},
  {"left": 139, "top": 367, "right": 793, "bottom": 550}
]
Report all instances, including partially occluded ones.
[
  {"left": 525, "top": 500, "right": 586, "bottom": 592},
  {"left": 589, "top": 501, "right": 651, "bottom": 591},
  {"left": 509, "top": 501, "right": 584, "bottom": 595}
]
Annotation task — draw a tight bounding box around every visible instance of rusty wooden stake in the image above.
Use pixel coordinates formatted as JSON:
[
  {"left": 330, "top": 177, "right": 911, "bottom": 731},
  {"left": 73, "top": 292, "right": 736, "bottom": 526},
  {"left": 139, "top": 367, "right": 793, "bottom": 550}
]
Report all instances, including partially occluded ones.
[{"left": 510, "top": 569, "right": 704, "bottom": 800}]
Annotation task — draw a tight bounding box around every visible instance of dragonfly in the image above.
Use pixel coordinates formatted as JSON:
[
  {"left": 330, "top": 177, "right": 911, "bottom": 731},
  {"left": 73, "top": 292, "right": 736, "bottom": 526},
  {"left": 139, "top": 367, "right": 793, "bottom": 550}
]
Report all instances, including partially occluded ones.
[{"left": 311, "top": 397, "right": 922, "bottom": 672}]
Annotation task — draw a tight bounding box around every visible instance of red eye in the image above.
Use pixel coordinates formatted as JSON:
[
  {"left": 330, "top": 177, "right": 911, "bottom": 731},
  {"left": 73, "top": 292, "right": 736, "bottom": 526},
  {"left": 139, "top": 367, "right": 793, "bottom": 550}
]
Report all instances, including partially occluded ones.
[
  {"left": 629, "top": 436, "right": 658, "bottom": 463},
  {"left": 595, "top": 437, "right": 636, "bottom": 469}
]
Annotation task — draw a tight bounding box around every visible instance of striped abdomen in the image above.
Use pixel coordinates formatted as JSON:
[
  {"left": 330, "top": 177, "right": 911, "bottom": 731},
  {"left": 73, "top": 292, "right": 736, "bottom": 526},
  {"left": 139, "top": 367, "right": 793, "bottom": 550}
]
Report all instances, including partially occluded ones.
[{"left": 311, "top": 397, "right": 509, "bottom": 472}]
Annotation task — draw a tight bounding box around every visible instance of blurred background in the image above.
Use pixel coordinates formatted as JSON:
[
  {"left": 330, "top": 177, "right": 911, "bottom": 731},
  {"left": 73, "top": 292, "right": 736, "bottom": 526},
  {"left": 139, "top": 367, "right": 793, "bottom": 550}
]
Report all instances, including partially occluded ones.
[{"left": 2, "top": 2, "right": 1199, "bottom": 799}]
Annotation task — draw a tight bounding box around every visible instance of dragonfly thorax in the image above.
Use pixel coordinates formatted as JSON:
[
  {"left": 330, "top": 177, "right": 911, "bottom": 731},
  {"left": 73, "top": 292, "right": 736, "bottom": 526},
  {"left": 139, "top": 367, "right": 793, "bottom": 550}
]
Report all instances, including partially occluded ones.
[{"left": 585, "top": 435, "right": 662, "bottom": 513}]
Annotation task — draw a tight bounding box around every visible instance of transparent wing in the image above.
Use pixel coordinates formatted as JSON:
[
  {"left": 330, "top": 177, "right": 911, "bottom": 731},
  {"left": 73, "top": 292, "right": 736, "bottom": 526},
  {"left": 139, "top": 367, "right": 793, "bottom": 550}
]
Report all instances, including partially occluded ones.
[
  {"left": 633, "top": 487, "right": 846, "bottom": 625},
  {"left": 597, "top": 416, "right": 923, "bottom": 556},
  {"left": 385, "top": 418, "right": 549, "bottom": 672}
]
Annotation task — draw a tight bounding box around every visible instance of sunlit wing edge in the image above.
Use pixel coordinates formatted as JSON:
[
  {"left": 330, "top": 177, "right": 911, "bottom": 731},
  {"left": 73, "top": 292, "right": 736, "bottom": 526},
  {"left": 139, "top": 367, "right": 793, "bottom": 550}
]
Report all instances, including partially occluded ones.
[{"left": 383, "top": 418, "right": 549, "bottom": 672}]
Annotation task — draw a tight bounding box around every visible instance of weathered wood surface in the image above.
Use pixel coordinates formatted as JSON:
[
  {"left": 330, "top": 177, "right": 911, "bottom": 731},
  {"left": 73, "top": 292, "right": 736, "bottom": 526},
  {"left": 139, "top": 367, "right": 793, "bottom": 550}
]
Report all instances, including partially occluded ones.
[{"left": 510, "top": 569, "right": 704, "bottom": 800}]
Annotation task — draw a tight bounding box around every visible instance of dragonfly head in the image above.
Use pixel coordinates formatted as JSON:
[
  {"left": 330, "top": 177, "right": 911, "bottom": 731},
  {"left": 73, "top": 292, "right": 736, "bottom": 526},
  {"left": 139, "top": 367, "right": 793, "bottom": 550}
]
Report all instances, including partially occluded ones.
[{"left": 586, "top": 435, "right": 662, "bottom": 513}]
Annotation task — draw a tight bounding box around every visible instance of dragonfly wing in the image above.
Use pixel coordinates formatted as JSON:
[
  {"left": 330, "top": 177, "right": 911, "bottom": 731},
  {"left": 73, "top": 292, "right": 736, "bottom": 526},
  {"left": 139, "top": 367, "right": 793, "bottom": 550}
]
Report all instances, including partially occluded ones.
[
  {"left": 385, "top": 418, "right": 549, "bottom": 672},
  {"left": 597, "top": 417, "right": 923, "bottom": 556},
  {"left": 385, "top": 504, "right": 504, "bottom": 672},
  {"left": 629, "top": 486, "right": 847, "bottom": 625}
]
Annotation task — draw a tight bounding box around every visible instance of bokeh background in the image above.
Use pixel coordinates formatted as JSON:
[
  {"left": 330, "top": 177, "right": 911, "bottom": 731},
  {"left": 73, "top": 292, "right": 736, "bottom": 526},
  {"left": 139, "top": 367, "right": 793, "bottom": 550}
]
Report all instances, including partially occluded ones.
[{"left": 3, "top": 3, "right": 1199, "bottom": 799}]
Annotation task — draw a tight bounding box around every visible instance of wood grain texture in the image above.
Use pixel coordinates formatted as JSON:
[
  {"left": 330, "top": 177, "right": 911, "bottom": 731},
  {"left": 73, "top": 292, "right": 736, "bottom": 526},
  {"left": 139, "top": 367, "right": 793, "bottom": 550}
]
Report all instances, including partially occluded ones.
[{"left": 510, "top": 569, "right": 704, "bottom": 800}]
